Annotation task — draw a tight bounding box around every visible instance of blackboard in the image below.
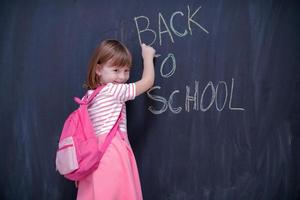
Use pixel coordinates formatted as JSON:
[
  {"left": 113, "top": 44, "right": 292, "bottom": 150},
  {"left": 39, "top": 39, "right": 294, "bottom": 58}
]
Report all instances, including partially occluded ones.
[{"left": 0, "top": 0, "right": 299, "bottom": 199}]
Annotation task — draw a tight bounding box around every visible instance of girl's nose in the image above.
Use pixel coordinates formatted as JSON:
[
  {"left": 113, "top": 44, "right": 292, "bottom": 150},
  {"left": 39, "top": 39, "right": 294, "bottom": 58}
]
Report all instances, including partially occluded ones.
[{"left": 118, "top": 72, "right": 126, "bottom": 80}]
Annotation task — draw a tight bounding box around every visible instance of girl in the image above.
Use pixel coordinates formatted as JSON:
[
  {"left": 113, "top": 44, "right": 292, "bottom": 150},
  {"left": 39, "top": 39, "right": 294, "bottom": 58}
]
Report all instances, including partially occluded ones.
[{"left": 76, "top": 39, "right": 155, "bottom": 200}]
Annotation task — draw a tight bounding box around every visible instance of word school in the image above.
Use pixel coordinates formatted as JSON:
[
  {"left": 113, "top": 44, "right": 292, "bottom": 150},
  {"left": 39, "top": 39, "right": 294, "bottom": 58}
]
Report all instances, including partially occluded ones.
[{"left": 147, "top": 79, "right": 245, "bottom": 115}]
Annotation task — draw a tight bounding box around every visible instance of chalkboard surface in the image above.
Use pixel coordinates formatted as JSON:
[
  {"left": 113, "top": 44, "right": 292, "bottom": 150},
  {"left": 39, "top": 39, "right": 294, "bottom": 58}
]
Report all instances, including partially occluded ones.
[{"left": 0, "top": 0, "right": 299, "bottom": 199}]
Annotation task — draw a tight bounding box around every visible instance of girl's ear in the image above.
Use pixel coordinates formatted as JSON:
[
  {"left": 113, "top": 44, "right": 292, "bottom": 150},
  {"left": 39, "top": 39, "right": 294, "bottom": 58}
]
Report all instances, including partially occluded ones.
[{"left": 95, "top": 64, "right": 101, "bottom": 76}]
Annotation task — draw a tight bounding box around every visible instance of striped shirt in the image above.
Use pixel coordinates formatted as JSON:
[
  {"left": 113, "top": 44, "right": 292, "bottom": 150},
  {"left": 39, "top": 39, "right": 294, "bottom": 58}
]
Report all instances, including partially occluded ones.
[{"left": 86, "top": 83, "right": 136, "bottom": 136}]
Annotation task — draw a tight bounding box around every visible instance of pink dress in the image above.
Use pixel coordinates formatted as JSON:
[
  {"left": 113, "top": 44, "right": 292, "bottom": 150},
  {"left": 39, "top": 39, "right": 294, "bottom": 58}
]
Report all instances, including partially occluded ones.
[{"left": 76, "top": 83, "right": 143, "bottom": 200}]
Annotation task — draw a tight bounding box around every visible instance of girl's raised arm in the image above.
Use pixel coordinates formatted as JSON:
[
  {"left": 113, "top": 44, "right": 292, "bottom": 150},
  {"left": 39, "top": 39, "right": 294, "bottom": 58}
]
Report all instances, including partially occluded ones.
[{"left": 135, "top": 44, "right": 156, "bottom": 96}]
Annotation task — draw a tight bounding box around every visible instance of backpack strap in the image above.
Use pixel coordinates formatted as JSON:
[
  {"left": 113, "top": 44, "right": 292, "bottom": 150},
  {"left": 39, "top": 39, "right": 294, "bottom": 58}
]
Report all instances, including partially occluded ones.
[
  {"left": 86, "top": 85, "right": 105, "bottom": 104},
  {"left": 74, "top": 85, "right": 105, "bottom": 105},
  {"left": 98, "top": 105, "right": 124, "bottom": 158}
]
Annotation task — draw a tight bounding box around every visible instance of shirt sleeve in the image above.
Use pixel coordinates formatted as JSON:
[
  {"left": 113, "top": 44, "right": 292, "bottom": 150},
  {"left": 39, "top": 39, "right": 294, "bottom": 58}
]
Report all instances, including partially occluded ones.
[{"left": 106, "top": 83, "right": 136, "bottom": 102}]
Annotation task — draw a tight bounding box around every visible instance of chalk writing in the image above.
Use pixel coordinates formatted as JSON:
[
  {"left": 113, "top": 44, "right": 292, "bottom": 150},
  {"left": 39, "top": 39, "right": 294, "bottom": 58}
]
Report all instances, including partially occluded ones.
[
  {"left": 134, "top": 5, "right": 209, "bottom": 46},
  {"left": 160, "top": 53, "right": 176, "bottom": 78},
  {"left": 147, "top": 79, "right": 244, "bottom": 114},
  {"left": 134, "top": 4, "right": 245, "bottom": 114}
]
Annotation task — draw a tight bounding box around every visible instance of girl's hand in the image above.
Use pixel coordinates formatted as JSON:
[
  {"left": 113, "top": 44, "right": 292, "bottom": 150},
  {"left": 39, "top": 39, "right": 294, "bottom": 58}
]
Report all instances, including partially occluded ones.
[{"left": 141, "top": 43, "right": 156, "bottom": 60}]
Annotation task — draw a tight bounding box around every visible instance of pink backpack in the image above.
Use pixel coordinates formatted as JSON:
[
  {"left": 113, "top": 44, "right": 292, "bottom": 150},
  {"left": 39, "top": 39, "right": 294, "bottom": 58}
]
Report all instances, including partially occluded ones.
[{"left": 55, "top": 86, "right": 122, "bottom": 181}]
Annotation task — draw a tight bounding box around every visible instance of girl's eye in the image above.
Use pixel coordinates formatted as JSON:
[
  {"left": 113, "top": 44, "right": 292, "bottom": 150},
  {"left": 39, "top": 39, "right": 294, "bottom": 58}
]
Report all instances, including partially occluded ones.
[{"left": 113, "top": 69, "right": 119, "bottom": 72}]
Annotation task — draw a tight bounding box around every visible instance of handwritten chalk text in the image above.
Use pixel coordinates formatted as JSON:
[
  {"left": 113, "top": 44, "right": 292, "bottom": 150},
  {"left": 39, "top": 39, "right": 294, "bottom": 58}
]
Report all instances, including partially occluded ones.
[
  {"left": 134, "top": 5, "right": 209, "bottom": 46},
  {"left": 133, "top": 5, "right": 245, "bottom": 114},
  {"left": 147, "top": 79, "right": 245, "bottom": 114}
]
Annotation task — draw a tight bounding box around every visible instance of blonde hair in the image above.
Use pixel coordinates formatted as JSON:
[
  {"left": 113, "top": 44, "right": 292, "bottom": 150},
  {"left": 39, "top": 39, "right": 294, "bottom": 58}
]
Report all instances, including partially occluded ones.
[{"left": 84, "top": 39, "right": 132, "bottom": 89}]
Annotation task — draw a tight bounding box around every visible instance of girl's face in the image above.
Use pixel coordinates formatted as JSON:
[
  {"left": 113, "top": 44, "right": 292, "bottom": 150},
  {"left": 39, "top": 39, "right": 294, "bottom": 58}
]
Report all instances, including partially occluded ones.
[{"left": 96, "top": 63, "right": 130, "bottom": 85}]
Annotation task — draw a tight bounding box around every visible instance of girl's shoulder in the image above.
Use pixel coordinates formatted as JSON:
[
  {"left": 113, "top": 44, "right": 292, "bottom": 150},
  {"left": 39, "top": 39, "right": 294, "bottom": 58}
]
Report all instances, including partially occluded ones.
[
  {"left": 86, "top": 83, "right": 125, "bottom": 97},
  {"left": 86, "top": 83, "right": 112, "bottom": 95},
  {"left": 86, "top": 83, "right": 136, "bottom": 102},
  {"left": 104, "top": 83, "right": 135, "bottom": 92}
]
